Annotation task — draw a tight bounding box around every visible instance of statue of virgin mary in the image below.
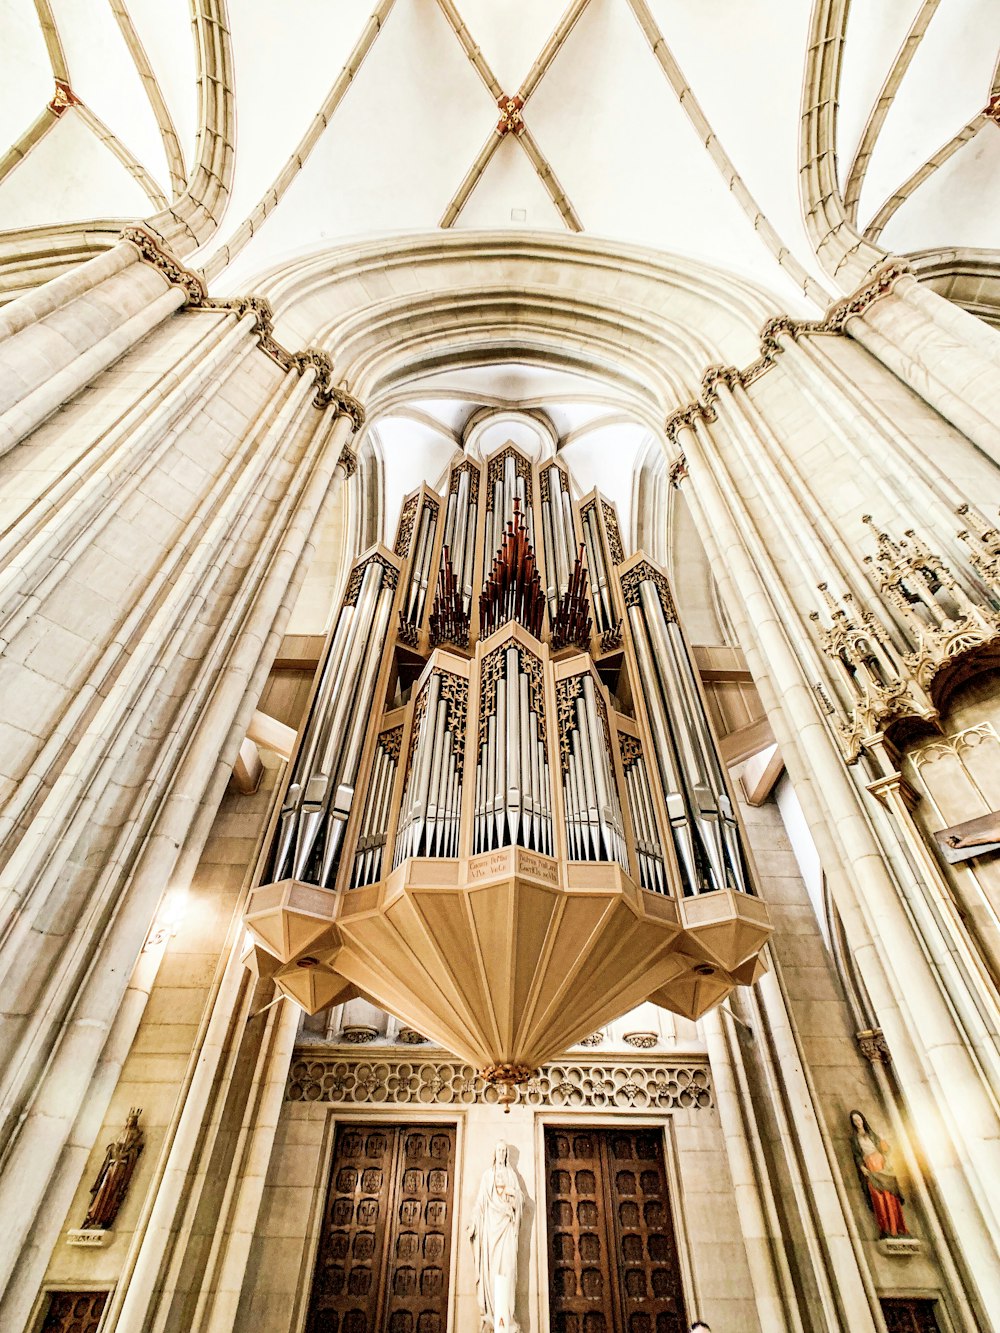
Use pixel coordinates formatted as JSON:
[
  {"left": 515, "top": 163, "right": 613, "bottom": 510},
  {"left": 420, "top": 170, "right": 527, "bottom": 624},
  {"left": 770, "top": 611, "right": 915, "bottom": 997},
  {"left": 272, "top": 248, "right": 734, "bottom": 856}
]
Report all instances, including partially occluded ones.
[{"left": 469, "top": 1140, "right": 524, "bottom": 1332}]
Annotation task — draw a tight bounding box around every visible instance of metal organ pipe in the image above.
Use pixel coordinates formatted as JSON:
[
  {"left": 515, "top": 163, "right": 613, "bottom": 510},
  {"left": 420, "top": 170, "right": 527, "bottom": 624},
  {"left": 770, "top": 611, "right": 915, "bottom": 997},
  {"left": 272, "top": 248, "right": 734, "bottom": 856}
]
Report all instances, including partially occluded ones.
[
  {"left": 352, "top": 729, "right": 400, "bottom": 887},
  {"left": 443, "top": 465, "right": 477, "bottom": 616},
  {"left": 628, "top": 569, "right": 750, "bottom": 895},
  {"left": 582, "top": 503, "right": 614, "bottom": 634},
  {"left": 272, "top": 556, "right": 396, "bottom": 887},
  {"left": 541, "top": 465, "right": 574, "bottom": 613},
  {"left": 559, "top": 675, "right": 628, "bottom": 869},
  {"left": 267, "top": 450, "right": 747, "bottom": 909},
  {"left": 626, "top": 594, "right": 702, "bottom": 894},
  {"left": 393, "top": 671, "right": 465, "bottom": 865},
  {"left": 475, "top": 642, "right": 552, "bottom": 855},
  {"left": 246, "top": 448, "right": 774, "bottom": 1086},
  {"left": 621, "top": 741, "right": 666, "bottom": 893},
  {"left": 400, "top": 497, "right": 438, "bottom": 639}
]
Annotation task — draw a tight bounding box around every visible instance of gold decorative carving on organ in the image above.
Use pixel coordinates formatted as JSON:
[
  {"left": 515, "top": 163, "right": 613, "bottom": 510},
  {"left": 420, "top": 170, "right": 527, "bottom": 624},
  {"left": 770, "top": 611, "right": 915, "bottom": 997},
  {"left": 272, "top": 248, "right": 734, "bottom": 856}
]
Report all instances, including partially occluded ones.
[{"left": 244, "top": 444, "right": 771, "bottom": 1097}]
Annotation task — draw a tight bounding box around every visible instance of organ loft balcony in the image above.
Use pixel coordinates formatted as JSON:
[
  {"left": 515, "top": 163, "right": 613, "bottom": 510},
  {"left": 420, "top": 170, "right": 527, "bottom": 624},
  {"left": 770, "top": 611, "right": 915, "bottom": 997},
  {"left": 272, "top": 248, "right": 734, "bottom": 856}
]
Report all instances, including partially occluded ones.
[{"left": 243, "top": 443, "right": 771, "bottom": 1099}]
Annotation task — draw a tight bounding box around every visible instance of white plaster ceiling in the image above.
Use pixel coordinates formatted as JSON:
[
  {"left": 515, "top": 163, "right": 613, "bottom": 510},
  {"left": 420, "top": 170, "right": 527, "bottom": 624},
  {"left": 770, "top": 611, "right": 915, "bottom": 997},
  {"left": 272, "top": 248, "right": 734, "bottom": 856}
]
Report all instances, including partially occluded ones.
[
  {"left": 0, "top": 107, "right": 152, "bottom": 229},
  {"left": 1, "top": 0, "right": 997, "bottom": 297},
  {"left": 0, "top": 0, "right": 51, "bottom": 140},
  {"left": 0, "top": 0, "right": 194, "bottom": 227},
  {"left": 365, "top": 360, "right": 657, "bottom": 548},
  {"left": 839, "top": 0, "right": 1000, "bottom": 248},
  {"left": 53, "top": 0, "right": 169, "bottom": 187}
]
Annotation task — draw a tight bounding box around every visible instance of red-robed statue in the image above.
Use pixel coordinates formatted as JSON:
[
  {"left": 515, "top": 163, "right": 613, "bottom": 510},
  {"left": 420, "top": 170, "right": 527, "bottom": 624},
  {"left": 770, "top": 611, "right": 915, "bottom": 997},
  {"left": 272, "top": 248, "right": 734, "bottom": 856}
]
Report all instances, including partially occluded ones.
[{"left": 849, "top": 1109, "right": 908, "bottom": 1238}]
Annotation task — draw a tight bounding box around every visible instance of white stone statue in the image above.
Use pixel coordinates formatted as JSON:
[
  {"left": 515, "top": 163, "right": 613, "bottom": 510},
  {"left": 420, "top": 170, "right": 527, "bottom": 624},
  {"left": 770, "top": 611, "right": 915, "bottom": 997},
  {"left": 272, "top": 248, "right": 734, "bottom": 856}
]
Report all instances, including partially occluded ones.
[{"left": 469, "top": 1140, "right": 524, "bottom": 1332}]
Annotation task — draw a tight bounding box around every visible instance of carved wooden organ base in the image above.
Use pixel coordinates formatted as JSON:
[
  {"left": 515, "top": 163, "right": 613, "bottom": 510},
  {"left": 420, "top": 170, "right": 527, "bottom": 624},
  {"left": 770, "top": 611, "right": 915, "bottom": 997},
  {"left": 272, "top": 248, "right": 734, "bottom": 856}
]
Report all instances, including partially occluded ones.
[{"left": 243, "top": 443, "right": 771, "bottom": 1087}]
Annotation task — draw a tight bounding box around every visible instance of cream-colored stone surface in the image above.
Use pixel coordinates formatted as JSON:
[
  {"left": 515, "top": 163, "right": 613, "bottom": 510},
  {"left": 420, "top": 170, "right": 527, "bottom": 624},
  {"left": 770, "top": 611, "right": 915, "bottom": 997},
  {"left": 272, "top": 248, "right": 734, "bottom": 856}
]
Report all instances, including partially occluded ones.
[
  {"left": 0, "top": 122, "right": 998, "bottom": 1333},
  {"left": 740, "top": 798, "right": 949, "bottom": 1309},
  {"left": 38, "top": 766, "right": 279, "bottom": 1295},
  {"left": 242, "top": 1091, "right": 757, "bottom": 1333}
]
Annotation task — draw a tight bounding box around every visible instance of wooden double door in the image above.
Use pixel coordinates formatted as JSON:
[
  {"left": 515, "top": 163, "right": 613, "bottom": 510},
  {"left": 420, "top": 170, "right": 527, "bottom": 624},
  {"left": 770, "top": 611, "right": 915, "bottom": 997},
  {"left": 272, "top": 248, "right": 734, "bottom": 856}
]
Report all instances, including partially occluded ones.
[
  {"left": 545, "top": 1126, "right": 687, "bottom": 1333},
  {"left": 880, "top": 1298, "right": 943, "bottom": 1333},
  {"left": 306, "top": 1121, "right": 456, "bottom": 1333}
]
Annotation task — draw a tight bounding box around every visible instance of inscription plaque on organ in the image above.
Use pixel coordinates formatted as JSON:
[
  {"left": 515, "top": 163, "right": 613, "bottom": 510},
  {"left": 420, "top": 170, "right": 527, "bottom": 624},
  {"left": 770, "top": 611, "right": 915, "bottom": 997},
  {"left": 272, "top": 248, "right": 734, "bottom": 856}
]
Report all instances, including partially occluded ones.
[{"left": 243, "top": 444, "right": 771, "bottom": 1097}]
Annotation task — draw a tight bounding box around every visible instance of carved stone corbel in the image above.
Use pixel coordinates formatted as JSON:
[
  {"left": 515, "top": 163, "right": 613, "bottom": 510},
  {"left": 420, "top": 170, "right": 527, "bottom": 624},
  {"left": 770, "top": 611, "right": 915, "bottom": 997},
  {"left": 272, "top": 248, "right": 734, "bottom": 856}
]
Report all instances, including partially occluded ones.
[
  {"left": 120, "top": 225, "right": 208, "bottom": 304},
  {"left": 119, "top": 229, "right": 366, "bottom": 432},
  {"left": 855, "top": 1027, "right": 891, "bottom": 1065}
]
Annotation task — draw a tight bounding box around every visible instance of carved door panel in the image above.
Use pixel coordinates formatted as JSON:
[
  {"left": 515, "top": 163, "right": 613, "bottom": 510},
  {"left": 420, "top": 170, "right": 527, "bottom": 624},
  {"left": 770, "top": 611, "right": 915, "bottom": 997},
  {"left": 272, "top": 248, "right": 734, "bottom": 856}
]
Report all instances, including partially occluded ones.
[
  {"left": 382, "top": 1126, "right": 456, "bottom": 1333},
  {"left": 546, "top": 1128, "right": 617, "bottom": 1332},
  {"left": 607, "top": 1129, "right": 686, "bottom": 1333},
  {"left": 545, "top": 1127, "right": 687, "bottom": 1333},
  {"left": 307, "top": 1122, "right": 456, "bottom": 1333},
  {"left": 880, "top": 1298, "right": 943, "bottom": 1333},
  {"left": 39, "top": 1291, "right": 108, "bottom": 1333}
]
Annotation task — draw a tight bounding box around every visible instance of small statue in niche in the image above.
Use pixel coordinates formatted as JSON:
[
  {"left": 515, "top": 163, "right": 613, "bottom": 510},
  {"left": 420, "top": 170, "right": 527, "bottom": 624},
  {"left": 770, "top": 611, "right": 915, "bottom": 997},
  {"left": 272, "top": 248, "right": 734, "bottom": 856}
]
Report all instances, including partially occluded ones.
[
  {"left": 469, "top": 1140, "right": 524, "bottom": 1332},
  {"left": 82, "top": 1107, "right": 144, "bottom": 1231},
  {"left": 849, "top": 1109, "right": 909, "bottom": 1237}
]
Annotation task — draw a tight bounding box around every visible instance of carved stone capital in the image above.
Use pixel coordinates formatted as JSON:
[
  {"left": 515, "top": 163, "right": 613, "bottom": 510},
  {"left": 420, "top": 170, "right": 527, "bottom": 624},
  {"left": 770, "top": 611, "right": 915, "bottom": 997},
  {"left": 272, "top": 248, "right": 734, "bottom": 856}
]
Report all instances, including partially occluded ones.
[
  {"left": 338, "top": 446, "right": 358, "bottom": 477},
  {"left": 866, "top": 773, "right": 920, "bottom": 813},
  {"left": 667, "top": 453, "right": 688, "bottom": 488},
  {"left": 202, "top": 293, "right": 275, "bottom": 339},
  {"left": 700, "top": 364, "right": 742, "bottom": 406},
  {"left": 122, "top": 230, "right": 366, "bottom": 429},
  {"left": 662, "top": 261, "right": 906, "bottom": 439},
  {"left": 319, "top": 383, "right": 366, "bottom": 431},
  {"left": 759, "top": 314, "right": 800, "bottom": 356},
  {"left": 665, "top": 404, "right": 707, "bottom": 445},
  {"left": 822, "top": 258, "right": 911, "bottom": 332},
  {"left": 121, "top": 225, "right": 208, "bottom": 304},
  {"left": 856, "top": 1027, "right": 891, "bottom": 1064}
]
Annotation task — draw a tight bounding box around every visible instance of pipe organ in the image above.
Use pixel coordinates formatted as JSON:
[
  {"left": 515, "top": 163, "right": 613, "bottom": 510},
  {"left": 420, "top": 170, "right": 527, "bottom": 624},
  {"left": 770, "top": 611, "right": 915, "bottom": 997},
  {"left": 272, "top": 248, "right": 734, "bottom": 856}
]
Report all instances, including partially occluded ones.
[{"left": 245, "top": 444, "right": 771, "bottom": 1096}]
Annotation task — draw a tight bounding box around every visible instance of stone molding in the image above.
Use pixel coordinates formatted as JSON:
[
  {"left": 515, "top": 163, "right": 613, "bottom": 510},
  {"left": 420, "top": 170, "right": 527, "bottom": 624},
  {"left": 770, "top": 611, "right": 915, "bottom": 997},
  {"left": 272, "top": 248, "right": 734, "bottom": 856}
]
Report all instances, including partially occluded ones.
[
  {"left": 119, "top": 226, "right": 365, "bottom": 432},
  {"left": 121, "top": 225, "right": 208, "bottom": 304},
  {"left": 286, "top": 1055, "right": 713, "bottom": 1110},
  {"left": 665, "top": 258, "right": 910, "bottom": 445}
]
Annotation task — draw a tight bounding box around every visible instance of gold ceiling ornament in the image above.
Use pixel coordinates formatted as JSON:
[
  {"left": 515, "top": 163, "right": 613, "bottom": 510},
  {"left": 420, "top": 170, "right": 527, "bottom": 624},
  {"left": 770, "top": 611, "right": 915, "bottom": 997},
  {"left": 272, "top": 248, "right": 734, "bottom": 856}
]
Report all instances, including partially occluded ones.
[
  {"left": 243, "top": 442, "right": 771, "bottom": 1079},
  {"left": 48, "top": 79, "right": 81, "bottom": 116},
  {"left": 495, "top": 94, "right": 525, "bottom": 137}
]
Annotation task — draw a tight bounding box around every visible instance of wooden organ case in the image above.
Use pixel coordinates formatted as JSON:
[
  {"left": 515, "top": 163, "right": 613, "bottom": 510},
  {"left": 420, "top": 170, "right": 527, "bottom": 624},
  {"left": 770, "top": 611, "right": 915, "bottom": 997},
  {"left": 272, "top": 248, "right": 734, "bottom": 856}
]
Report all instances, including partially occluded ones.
[{"left": 243, "top": 444, "right": 772, "bottom": 1098}]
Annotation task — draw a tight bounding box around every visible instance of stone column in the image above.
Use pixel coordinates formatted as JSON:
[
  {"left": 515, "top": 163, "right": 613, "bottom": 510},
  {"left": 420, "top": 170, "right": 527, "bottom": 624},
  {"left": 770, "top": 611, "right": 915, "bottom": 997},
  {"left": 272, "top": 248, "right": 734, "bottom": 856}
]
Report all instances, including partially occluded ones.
[
  {"left": 831, "top": 266, "right": 1000, "bottom": 466},
  {"left": 702, "top": 1007, "right": 804, "bottom": 1333},
  {"left": 670, "top": 412, "right": 1000, "bottom": 1325},
  {"left": 0, "top": 231, "right": 210, "bottom": 460},
  {"left": 0, "top": 257, "right": 360, "bottom": 1306}
]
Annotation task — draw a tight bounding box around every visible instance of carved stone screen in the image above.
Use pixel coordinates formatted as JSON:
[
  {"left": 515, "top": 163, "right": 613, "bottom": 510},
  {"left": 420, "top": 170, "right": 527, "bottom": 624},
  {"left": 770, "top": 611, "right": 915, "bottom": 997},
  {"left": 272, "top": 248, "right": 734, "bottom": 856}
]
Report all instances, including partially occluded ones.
[
  {"left": 306, "top": 1122, "right": 456, "bottom": 1333},
  {"left": 544, "top": 1127, "right": 687, "bottom": 1333},
  {"left": 880, "top": 1298, "right": 943, "bottom": 1333},
  {"left": 38, "top": 1291, "right": 109, "bottom": 1333}
]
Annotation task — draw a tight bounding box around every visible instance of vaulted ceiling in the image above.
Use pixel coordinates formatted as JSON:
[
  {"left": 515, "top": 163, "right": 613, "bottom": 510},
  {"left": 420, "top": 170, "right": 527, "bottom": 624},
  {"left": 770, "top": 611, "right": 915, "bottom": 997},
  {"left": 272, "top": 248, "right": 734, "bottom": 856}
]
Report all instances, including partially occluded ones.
[{"left": 1, "top": 0, "right": 998, "bottom": 314}]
